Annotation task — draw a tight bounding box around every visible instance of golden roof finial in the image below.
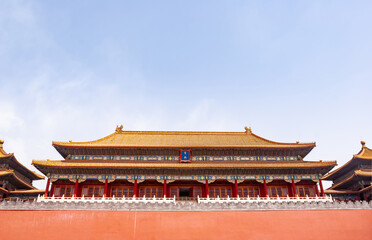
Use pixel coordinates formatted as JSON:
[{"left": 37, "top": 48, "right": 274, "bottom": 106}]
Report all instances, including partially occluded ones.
[
  {"left": 116, "top": 125, "right": 124, "bottom": 133},
  {"left": 244, "top": 126, "right": 252, "bottom": 134},
  {"left": 0, "top": 139, "right": 4, "bottom": 149},
  {"left": 361, "top": 140, "right": 366, "bottom": 147}
]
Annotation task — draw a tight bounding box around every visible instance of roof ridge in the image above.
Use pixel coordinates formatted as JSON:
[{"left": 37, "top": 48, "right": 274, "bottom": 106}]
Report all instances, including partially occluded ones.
[{"left": 52, "top": 129, "right": 315, "bottom": 146}]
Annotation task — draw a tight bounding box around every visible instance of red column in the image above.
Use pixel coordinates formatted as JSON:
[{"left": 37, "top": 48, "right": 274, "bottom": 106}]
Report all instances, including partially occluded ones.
[
  {"left": 163, "top": 180, "right": 167, "bottom": 197},
  {"left": 44, "top": 178, "right": 50, "bottom": 197},
  {"left": 205, "top": 179, "right": 209, "bottom": 197},
  {"left": 50, "top": 183, "right": 55, "bottom": 196},
  {"left": 315, "top": 184, "right": 319, "bottom": 196},
  {"left": 104, "top": 179, "right": 108, "bottom": 197},
  {"left": 234, "top": 179, "right": 238, "bottom": 198},
  {"left": 134, "top": 179, "right": 138, "bottom": 198},
  {"left": 74, "top": 179, "right": 79, "bottom": 197},
  {"left": 319, "top": 179, "right": 325, "bottom": 197},
  {"left": 263, "top": 179, "right": 268, "bottom": 197},
  {"left": 291, "top": 179, "right": 297, "bottom": 197}
]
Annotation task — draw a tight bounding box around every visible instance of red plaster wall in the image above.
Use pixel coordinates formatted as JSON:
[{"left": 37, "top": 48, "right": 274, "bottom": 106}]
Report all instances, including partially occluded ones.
[{"left": 1, "top": 209, "right": 371, "bottom": 240}]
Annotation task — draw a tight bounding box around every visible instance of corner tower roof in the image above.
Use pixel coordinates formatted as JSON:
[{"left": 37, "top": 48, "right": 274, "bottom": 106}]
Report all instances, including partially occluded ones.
[
  {"left": 322, "top": 141, "right": 372, "bottom": 181},
  {"left": 0, "top": 140, "right": 44, "bottom": 180}
]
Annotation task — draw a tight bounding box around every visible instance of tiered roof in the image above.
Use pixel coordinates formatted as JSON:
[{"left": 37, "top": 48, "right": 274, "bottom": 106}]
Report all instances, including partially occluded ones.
[
  {"left": 52, "top": 126, "right": 316, "bottom": 158},
  {"left": 0, "top": 140, "right": 44, "bottom": 197},
  {"left": 323, "top": 141, "right": 372, "bottom": 182},
  {"left": 32, "top": 159, "right": 336, "bottom": 175},
  {"left": 0, "top": 140, "right": 44, "bottom": 181},
  {"left": 323, "top": 141, "right": 372, "bottom": 195},
  {"left": 0, "top": 170, "right": 36, "bottom": 189},
  {"left": 33, "top": 126, "right": 336, "bottom": 176}
]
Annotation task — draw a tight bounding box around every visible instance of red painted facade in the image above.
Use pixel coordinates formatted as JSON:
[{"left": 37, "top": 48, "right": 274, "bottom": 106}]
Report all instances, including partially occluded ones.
[{"left": 1, "top": 210, "right": 371, "bottom": 240}]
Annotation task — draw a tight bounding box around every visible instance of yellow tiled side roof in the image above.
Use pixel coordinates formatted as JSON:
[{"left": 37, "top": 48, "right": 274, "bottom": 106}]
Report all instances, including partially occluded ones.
[
  {"left": 356, "top": 143, "right": 372, "bottom": 158},
  {"left": 0, "top": 170, "right": 36, "bottom": 189},
  {"left": 0, "top": 141, "right": 44, "bottom": 180},
  {"left": 322, "top": 142, "right": 372, "bottom": 180}
]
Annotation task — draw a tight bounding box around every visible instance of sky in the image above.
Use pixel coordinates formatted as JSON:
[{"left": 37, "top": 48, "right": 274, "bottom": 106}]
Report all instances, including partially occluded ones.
[{"left": 0, "top": 1, "right": 371, "bottom": 189}]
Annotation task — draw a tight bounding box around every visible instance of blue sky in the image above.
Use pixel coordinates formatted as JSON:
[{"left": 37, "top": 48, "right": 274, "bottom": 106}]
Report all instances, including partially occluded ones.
[{"left": 0, "top": 1, "right": 371, "bottom": 189}]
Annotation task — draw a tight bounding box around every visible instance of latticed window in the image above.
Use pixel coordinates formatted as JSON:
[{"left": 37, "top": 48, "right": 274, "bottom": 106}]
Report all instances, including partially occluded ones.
[
  {"left": 54, "top": 185, "right": 75, "bottom": 197},
  {"left": 111, "top": 186, "right": 134, "bottom": 198},
  {"left": 268, "top": 186, "right": 288, "bottom": 197},
  {"left": 238, "top": 186, "right": 260, "bottom": 197},
  {"left": 170, "top": 187, "right": 178, "bottom": 198},
  {"left": 209, "top": 186, "right": 232, "bottom": 198},
  {"left": 139, "top": 186, "right": 163, "bottom": 198},
  {"left": 193, "top": 187, "right": 202, "bottom": 198},
  {"left": 296, "top": 186, "right": 316, "bottom": 197},
  {"left": 82, "top": 185, "right": 104, "bottom": 197}
]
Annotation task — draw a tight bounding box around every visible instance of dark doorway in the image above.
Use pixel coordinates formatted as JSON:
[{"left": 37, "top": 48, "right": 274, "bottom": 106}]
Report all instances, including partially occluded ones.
[{"left": 179, "top": 187, "right": 192, "bottom": 197}]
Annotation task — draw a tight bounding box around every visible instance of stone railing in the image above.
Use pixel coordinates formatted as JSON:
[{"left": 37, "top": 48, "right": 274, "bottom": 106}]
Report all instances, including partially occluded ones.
[
  {"left": 0, "top": 195, "right": 371, "bottom": 211},
  {"left": 37, "top": 195, "right": 176, "bottom": 204},
  {"left": 197, "top": 195, "right": 333, "bottom": 204}
]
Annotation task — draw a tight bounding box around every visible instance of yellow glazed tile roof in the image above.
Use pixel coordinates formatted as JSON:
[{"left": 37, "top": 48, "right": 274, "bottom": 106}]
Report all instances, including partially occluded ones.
[
  {"left": 356, "top": 142, "right": 372, "bottom": 158},
  {"left": 322, "top": 142, "right": 372, "bottom": 180},
  {"left": 52, "top": 127, "right": 315, "bottom": 149},
  {"left": 0, "top": 141, "right": 44, "bottom": 180},
  {"left": 0, "top": 170, "right": 36, "bottom": 190},
  {"left": 9, "top": 189, "right": 44, "bottom": 194},
  {"left": 328, "top": 169, "right": 372, "bottom": 190}
]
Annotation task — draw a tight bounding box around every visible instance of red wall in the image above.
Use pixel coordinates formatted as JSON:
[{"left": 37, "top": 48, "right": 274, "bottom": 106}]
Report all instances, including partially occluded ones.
[{"left": 1, "top": 209, "right": 371, "bottom": 240}]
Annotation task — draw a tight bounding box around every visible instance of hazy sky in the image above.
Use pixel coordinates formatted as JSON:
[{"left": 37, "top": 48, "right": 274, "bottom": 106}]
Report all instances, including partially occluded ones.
[{"left": 0, "top": 1, "right": 371, "bottom": 189}]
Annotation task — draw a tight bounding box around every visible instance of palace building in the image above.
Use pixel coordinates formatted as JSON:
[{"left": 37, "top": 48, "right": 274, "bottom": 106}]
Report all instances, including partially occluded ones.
[
  {"left": 0, "top": 140, "right": 44, "bottom": 200},
  {"left": 32, "top": 126, "right": 337, "bottom": 200},
  {"left": 323, "top": 141, "right": 372, "bottom": 201}
]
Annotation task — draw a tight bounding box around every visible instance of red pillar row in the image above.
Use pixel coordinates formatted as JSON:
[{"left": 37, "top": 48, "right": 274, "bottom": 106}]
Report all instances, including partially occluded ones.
[
  {"left": 134, "top": 179, "right": 138, "bottom": 198},
  {"left": 104, "top": 179, "right": 108, "bottom": 197},
  {"left": 263, "top": 179, "right": 268, "bottom": 197},
  {"left": 163, "top": 180, "right": 167, "bottom": 198},
  {"left": 205, "top": 179, "right": 209, "bottom": 197},
  {"left": 319, "top": 179, "right": 325, "bottom": 197},
  {"left": 234, "top": 179, "right": 238, "bottom": 198},
  {"left": 74, "top": 179, "right": 79, "bottom": 197},
  {"left": 291, "top": 179, "right": 297, "bottom": 197},
  {"left": 44, "top": 178, "right": 50, "bottom": 197}
]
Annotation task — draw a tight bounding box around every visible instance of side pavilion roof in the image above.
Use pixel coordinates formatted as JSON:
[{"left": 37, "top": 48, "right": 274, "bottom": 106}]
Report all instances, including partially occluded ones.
[
  {"left": 0, "top": 140, "right": 44, "bottom": 180},
  {"left": 322, "top": 141, "right": 372, "bottom": 181}
]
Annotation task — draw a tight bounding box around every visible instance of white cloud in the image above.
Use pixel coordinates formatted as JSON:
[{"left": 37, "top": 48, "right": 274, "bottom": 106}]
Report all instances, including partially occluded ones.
[{"left": 0, "top": 101, "right": 24, "bottom": 132}]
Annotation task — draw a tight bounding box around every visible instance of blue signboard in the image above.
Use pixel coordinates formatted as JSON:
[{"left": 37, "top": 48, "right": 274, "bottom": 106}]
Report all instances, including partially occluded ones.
[{"left": 180, "top": 150, "right": 191, "bottom": 162}]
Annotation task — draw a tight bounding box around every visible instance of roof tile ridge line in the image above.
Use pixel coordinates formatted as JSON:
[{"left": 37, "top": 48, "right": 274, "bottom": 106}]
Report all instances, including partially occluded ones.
[
  {"left": 4, "top": 154, "right": 44, "bottom": 180},
  {"left": 326, "top": 144, "right": 372, "bottom": 179},
  {"left": 0, "top": 169, "right": 14, "bottom": 174},
  {"left": 52, "top": 132, "right": 117, "bottom": 146},
  {"left": 4, "top": 170, "right": 36, "bottom": 190},
  {"left": 328, "top": 171, "right": 359, "bottom": 190},
  {"left": 0, "top": 147, "right": 10, "bottom": 156},
  {"left": 52, "top": 130, "right": 316, "bottom": 146},
  {"left": 250, "top": 132, "right": 316, "bottom": 146},
  {"left": 354, "top": 169, "right": 372, "bottom": 176},
  {"left": 356, "top": 145, "right": 372, "bottom": 158},
  {"left": 118, "top": 130, "right": 248, "bottom": 135},
  {"left": 31, "top": 161, "right": 337, "bottom": 167},
  {"left": 322, "top": 155, "right": 358, "bottom": 180},
  {"left": 0, "top": 152, "right": 14, "bottom": 158}
]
